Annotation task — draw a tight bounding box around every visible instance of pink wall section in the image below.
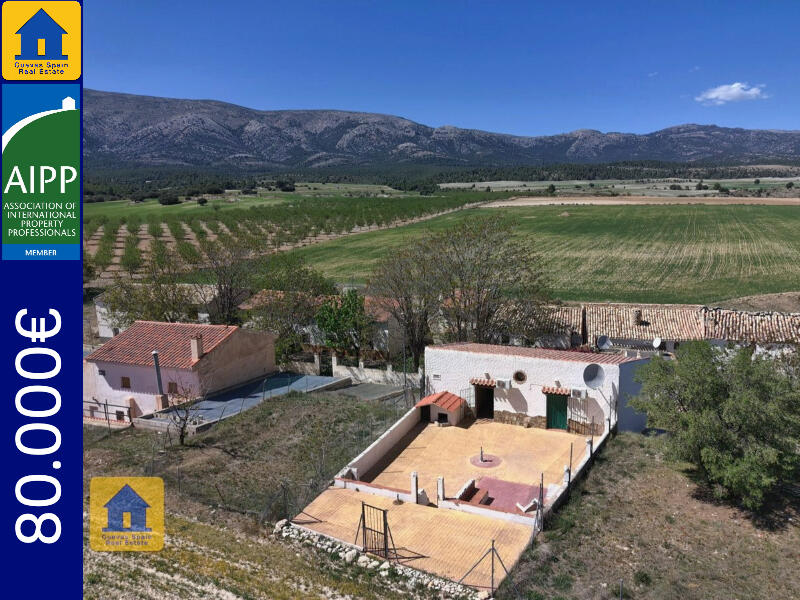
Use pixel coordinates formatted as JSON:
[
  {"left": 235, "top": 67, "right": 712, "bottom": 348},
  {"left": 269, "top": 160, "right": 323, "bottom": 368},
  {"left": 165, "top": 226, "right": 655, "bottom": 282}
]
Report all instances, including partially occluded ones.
[{"left": 83, "top": 328, "right": 277, "bottom": 417}]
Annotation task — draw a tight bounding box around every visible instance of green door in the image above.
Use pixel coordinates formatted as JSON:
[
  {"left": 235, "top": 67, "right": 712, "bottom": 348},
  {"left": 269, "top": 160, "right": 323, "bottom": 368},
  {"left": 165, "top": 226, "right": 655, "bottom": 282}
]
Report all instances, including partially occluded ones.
[{"left": 546, "top": 394, "right": 568, "bottom": 429}]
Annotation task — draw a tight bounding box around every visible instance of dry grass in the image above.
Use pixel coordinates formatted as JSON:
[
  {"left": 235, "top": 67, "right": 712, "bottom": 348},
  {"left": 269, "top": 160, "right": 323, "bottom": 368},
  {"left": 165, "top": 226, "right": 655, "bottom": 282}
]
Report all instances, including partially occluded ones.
[
  {"left": 499, "top": 433, "right": 800, "bottom": 600},
  {"left": 83, "top": 506, "right": 429, "bottom": 600}
]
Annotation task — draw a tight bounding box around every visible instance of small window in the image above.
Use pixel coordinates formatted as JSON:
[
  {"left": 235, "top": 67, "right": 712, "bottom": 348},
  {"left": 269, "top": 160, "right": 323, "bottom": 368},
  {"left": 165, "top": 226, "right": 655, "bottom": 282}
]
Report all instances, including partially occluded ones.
[
  {"left": 98, "top": 369, "right": 106, "bottom": 376},
  {"left": 437, "top": 412, "right": 449, "bottom": 423},
  {"left": 432, "top": 374, "right": 441, "bottom": 380},
  {"left": 121, "top": 376, "right": 131, "bottom": 389},
  {"left": 513, "top": 370, "right": 527, "bottom": 384},
  {"left": 115, "top": 410, "right": 125, "bottom": 421},
  {"left": 167, "top": 382, "right": 178, "bottom": 394}
]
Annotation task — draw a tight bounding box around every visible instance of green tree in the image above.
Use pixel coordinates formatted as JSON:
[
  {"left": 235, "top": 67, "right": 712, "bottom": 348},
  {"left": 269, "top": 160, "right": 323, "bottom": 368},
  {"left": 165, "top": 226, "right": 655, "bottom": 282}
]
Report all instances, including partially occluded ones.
[
  {"left": 103, "top": 240, "right": 197, "bottom": 328},
  {"left": 431, "top": 216, "right": 549, "bottom": 343},
  {"left": 315, "top": 290, "right": 373, "bottom": 358},
  {"left": 631, "top": 342, "right": 800, "bottom": 510}
]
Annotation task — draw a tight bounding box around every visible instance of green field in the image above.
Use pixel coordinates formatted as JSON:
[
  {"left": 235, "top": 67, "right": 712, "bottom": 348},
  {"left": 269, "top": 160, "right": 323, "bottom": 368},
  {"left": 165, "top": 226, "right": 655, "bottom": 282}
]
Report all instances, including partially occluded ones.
[
  {"left": 290, "top": 205, "right": 800, "bottom": 304},
  {"left": 83, "top": 195, "right": 287, "bottom": 220}
]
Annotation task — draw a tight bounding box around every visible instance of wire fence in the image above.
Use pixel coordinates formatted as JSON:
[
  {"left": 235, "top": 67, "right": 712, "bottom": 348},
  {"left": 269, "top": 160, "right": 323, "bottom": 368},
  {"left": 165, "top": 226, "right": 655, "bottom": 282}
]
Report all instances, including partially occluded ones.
[{"left": 122, "top": 396, "right": 406, "bottom": 523}]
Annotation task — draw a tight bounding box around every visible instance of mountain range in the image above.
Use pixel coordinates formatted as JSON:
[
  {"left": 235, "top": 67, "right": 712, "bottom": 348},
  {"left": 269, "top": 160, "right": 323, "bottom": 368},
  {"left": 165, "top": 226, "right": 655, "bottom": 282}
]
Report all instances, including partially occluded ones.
[{"left": 84, "top": 89, "right": 800, "bottom": 169}]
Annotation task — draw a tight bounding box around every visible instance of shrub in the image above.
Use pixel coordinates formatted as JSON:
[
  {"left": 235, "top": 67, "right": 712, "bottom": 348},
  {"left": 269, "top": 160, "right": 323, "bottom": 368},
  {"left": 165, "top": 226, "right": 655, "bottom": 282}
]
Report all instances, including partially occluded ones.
[
  {"left": 634, "top": 570, "right": 652, "bottom": 585},
  {"left": 158, "top": 194, "right": 181, "bottom": 205},
  {"left": 632, "top": 342, "right": 800, "bottom": 511}
]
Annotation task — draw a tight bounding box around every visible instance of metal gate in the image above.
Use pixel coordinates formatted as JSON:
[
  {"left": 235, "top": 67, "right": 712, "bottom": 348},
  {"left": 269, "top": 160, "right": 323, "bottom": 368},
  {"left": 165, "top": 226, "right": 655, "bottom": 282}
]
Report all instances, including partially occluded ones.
[
  {"left": 355, "top": 501, "right": 398, "bottom": 559},
  {"left": 362, "top": 502, "right": 388, "bottom": 556}
]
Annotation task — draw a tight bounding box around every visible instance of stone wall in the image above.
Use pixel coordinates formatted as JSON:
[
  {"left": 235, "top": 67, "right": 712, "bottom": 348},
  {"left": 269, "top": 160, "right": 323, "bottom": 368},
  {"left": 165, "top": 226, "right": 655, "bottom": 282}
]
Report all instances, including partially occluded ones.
[
  {"left": 278, "top": 521, "right": 480, "bottom": 599},
  {"left": 494, "top": 410, "right": 546, "bottom": 429}
]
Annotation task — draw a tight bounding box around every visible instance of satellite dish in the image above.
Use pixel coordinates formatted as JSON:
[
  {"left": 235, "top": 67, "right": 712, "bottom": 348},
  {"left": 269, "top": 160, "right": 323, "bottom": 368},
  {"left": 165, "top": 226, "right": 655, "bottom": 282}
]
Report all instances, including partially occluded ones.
[
  {"left": 596, "top": 335, "right": 612, "bottom": 350},
  {"left": 652, "top": 337, "right": 662, "bottom": 349},
  {"left": 583, "top": 363, "right": 605, "bottom": 389}
]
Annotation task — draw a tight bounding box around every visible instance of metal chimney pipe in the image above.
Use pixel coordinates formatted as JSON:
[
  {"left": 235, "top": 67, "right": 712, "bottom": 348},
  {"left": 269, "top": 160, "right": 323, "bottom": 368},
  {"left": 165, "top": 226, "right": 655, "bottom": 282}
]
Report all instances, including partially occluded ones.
[{"left": 152, "top": 350, "right": 164, "bottom": 395}]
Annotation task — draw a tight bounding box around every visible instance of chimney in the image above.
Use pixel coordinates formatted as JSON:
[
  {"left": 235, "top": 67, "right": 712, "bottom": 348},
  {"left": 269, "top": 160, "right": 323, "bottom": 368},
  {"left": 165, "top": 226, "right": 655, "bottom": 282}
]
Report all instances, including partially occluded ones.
[
  {"left": 190, "top": 334, "right": 204, "bottom": 361},
  {"left": 632, "top": 309, "right": 643, "bottom": 326}
]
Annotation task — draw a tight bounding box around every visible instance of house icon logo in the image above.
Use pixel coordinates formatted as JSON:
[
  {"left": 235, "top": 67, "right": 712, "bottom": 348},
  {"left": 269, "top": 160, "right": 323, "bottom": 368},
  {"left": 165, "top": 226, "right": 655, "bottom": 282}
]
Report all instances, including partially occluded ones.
[
  {"left": 102, "top": 484, "right": 152, "bottom": 532},
  {"left": 15, "top": 8, "right": 67, "bottom": 60},
  {"left": 2, "top": 1, "right": 82, "bottom": 80},
  {"left": 90, "top": 477, "right": 164, "bottom": 552}
]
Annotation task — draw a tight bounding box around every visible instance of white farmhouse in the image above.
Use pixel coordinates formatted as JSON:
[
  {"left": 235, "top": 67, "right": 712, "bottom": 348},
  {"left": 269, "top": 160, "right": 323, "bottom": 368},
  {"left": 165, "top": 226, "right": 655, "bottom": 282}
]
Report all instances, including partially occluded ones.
[{"left": 424, "top": 342, "right": 650, "bottom": 433}]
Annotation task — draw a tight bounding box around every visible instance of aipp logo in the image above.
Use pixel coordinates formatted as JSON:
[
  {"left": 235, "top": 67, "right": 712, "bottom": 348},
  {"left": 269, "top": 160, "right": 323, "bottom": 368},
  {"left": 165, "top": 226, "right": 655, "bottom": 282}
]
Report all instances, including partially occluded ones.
[
  {"left": 90, "top": 477, "right": 164, "bottom": 552},
  {"left": 2, "top": 1, "right": 81, "bottom": 80}
]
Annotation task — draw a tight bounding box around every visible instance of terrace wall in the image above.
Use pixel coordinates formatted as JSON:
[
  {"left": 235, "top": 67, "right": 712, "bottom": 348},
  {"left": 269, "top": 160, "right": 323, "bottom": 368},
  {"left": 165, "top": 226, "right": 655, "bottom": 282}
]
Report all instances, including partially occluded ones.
[
  {"left": 342, "top": 406, "right": 422, "bottom": 479},
  {"left": 332, "top": 356, "right": 422, "bottom": 387}
]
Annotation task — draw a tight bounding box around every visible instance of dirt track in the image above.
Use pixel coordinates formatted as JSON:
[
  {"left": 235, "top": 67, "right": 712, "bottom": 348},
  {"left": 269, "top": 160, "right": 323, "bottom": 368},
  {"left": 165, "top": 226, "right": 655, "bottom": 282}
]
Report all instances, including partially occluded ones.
[{"left": 487, "top": 195, "right": 800, "bottom": 207}]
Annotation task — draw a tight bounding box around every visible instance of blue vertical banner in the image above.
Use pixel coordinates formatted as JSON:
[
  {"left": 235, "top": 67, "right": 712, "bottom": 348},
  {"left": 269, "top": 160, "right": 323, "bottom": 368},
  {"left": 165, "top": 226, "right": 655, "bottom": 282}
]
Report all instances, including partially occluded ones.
[{"left": 1, "top": 1, "right": 83, "bottom": 598}]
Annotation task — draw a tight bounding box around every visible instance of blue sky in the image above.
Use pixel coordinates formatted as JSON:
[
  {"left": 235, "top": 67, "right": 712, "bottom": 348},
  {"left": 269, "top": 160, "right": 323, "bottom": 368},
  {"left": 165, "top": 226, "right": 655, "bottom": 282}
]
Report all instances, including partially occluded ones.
[{"left": 85, "top": 0, "right": 799, "bottom": 136}]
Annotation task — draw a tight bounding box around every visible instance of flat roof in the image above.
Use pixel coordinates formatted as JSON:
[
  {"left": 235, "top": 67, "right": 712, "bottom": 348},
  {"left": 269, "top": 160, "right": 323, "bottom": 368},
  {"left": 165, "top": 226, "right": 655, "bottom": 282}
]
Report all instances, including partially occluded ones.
[
  {"left": 363, "top": 421, "right": 587, "bottom": 504},
  {"left": 295, "top": 487, "right": 533, "bottom": 589},
  {"left": 429, "top": 342, "right": 640, "bottom": 364}
]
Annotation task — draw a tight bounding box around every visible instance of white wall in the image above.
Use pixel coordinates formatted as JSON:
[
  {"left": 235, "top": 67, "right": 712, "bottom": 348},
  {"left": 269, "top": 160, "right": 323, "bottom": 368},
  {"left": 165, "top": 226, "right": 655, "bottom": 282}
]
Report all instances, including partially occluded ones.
[
  {"left": 425, "top": 347, "right": 633, "bottom": 429},
  {"left": 345, "top": 406, "right": 422, "bottom": 478}
]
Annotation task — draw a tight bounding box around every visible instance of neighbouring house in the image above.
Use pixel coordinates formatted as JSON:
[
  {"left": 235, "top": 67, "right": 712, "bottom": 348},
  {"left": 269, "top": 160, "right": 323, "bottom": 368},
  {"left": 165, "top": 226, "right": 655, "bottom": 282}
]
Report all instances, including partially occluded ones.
[
  {"left": 94, "top": 284, "right": 250, "bottom": 340},
  {"left": 543, "top": 303, "right": 799, "bottom": 352},
  {"left": 424, "top": 342, "right": 650, "bottom": 433},
  {"left": 583, "top": 303, "right": 704, "bottom": 351},
  {"left": 84, "top": 321, "right": 276, "bottom": 417},
  {"left": 240, "top": 290, "right": 403, "bottom": 356},
  {"left": 416, "top": 391, "right": 467, "bottom": 426},
  {"left": 703, "top": 307, "right": 800, "bottom": 349},
  {"left": 531, "top": 305, "right": 584, "bottom": 349}
]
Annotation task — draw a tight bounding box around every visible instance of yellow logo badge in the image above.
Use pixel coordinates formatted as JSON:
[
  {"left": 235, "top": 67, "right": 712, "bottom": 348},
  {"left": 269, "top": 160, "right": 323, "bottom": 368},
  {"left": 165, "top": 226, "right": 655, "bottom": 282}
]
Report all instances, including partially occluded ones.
[
  {"left": 2, "top": 1, "right": 81, "bottom": 80},
  {"left": 89, "top": 477, "right": 164, "bottom": 552}
]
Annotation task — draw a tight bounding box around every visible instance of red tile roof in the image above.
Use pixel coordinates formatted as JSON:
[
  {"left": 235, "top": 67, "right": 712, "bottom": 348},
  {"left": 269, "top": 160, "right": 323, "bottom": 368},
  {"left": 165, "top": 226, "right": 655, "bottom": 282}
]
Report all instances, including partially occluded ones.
[
  {"left": 432, "top": 342, "right": 639, "bottom": 364},
  {"left": 538, "top": 305, "right": 583, "bottom": 335},
  {"left": 469, "top": 377, "right": 496, "bottom": 387},
  {"left": 703, "top": 308, "right": 800, "bottom": 343},
  {"left": 416, "top": 391, "right": 466, "bottom": 412},
  {"left": 542, "top": 386, "right": 571, "bottom": 395},
  {"left": 585, "top": 303, "right": 704, "bottom": 342},
  {"left": 85, "top": 321, "right": 239, "bottom": 369}
]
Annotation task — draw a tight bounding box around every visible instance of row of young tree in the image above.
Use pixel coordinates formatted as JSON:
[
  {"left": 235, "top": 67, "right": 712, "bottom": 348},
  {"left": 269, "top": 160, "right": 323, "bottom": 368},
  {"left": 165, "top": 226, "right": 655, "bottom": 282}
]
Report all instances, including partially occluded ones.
[
  {"left": 99, "top": 214, "right": 552, "bottom": 367},
  {"left": 84, "top": 194, "right": 480, "bottom": 275}
]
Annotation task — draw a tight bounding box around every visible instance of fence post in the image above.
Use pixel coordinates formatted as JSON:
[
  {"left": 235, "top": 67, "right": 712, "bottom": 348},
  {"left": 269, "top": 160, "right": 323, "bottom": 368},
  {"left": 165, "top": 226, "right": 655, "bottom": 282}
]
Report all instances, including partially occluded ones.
[
  {"left": 104, "top": 401, "right": 110, "bottom": 430},
  {"left": 490, "top": 539, "right": 495, "bottom": 595},
  {"left": 383, "top": 509, "right": 389, "bottom": 558},
  {"left": 568, "top": 442, "right": 573, "bottom": 490}
]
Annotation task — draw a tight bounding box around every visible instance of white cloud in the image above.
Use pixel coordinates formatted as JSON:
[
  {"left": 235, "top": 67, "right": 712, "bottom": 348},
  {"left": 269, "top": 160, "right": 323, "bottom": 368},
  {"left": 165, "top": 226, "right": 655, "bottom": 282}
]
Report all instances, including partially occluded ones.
[
  {"left": 647, "top": 71, "right": 658, "bottom": 78},
  {"left": 694, "top": 82, "right": 767, "bottom": 106},
  {"left": 689, "top": 65, "right": 701, "bottom": 72}
]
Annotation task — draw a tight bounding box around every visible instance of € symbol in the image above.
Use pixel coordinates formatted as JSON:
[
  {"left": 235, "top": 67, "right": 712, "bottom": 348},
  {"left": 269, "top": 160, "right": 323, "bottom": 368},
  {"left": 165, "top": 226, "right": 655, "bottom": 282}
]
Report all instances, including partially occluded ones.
[{"left": 15, "top": 309, "right": 61, "bottom": 343}]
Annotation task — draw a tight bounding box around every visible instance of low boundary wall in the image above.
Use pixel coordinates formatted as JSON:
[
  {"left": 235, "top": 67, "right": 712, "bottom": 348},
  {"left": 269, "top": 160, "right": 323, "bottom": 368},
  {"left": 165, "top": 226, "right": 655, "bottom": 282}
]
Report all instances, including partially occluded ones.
[
  {"left": 333, "top": 478, "right": 415, "bottom": 503},
  {"left": 341, "top": 406, "right": 421, "bottom": 479}
]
